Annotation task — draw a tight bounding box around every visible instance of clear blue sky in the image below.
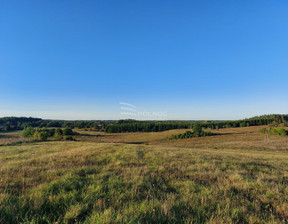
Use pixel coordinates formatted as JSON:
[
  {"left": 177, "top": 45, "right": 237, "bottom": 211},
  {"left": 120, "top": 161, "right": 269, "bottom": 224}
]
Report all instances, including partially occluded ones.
[{"left": 1, "top": 0, "right": 288, "bottom": 120}]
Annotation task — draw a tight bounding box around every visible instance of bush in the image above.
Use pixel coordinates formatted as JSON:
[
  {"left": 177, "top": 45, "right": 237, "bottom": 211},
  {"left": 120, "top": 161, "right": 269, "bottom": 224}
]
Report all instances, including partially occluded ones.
[
  {"left": 265, "top": 128, "right": 288, "bottom": 136},
  {"left": 21, "top": 127, "right": 76, "bottom": 141},
  {"left": 268, "top": 128, "right": 278, "bottom": 135},
  {"left": 54, "top": 128, "right": 63, "bottom": 138},
  {"left": 259, "top": 128, "right": 267, "bottom": 134},
  {"left": 49, "top": 128, "right": 56, "bottom": 136},
  {"left": 171, "top": 130, "right": 212, "bottom": 140},
  {"left": 63, "top": 128, "right": 73, "bottom": 135},
  {"left": 21, "top": 127, "right": 35, "bottom": 137},
  {"left": 22, "top": 127, "right": 56, "bottom": 140},
  {"left": 33, "top": 130, "right": 49, "bottom": 140},
  {"left": 202, "top": 131, "right": 212, "bottom": 136},
  {"left": 64, "top": 136, "right": 75, "bottom": 141},
  {"left": 277, "top": 128, "right": 287, "bottom": 136}
]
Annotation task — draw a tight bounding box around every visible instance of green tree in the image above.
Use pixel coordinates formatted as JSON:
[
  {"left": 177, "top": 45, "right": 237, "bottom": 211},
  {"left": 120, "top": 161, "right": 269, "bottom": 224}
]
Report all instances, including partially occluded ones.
[{"left": 193, "top": 122, "right": 203, "bottom": 137}]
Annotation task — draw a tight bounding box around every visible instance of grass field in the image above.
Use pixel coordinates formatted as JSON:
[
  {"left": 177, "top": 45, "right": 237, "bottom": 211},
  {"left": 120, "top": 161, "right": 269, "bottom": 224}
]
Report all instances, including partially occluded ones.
[{"left": 1, "top": 126, "right": 288, "bottom": 223}]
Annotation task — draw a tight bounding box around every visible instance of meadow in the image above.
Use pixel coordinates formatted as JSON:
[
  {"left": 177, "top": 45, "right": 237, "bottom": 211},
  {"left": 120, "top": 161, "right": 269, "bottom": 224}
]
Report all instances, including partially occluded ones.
[{"left": 0, "top": 126, "right": 288, "bottom": 223}]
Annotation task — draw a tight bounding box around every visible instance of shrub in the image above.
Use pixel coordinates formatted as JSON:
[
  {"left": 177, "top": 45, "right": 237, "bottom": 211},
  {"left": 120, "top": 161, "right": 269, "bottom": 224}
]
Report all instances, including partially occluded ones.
[
  {"left": 202, "top": 130, "right": 212, "bottom": 136},
  {"left": 21, "top": 127, "right": 35, "bottom": 137},
  {"left": 171, "top": 130, "right": 212, "bottom": 140},
  {"left": 22, "top": 127, "right": 55, "bottom": 140},
  {"left": 33, "top": 130, "right": 49, "bottom": 140},
  {"left": 268, "top": 128, "right": 278, "bottom": 135},
  {"left": 49, "top": 128, "right": 56, "bottom": 136},
  {"left": 63, "top": 128, "right": 73, "bottom": 135},
  {"left": 64, "top": 136, "right": 75, "bottom": 141},
  {"left": 54, "top": 128, "right": 63, "bottom": 138},
  {"left": 259, "top": 128, "right": 267, "bottom": 134},
  {"left": 265, "top": 128, "right": 288, "bottom": 136},
  {"left": 277, "top": 128, "right": 287, "bottom": 136}
]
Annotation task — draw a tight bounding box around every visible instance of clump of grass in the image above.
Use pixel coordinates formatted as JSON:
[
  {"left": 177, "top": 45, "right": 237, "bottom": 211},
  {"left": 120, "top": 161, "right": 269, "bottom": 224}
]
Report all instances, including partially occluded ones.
[{"left": 136, "top": 147, "right": 145, "bottom": 160}]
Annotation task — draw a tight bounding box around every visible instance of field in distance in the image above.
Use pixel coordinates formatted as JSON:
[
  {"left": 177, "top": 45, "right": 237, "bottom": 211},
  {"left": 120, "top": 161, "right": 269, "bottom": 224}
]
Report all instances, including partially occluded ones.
[{"left": 0, "top": 126, "right": 288, "bottom": 223}]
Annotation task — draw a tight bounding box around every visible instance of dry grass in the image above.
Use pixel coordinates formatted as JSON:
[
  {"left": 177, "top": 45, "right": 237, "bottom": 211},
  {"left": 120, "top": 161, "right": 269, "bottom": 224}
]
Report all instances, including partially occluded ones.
[
  {"left": 0, "top": 131, "right": 33, "bottom": 146},
  {"left": 0, "top": 126, "right": 288, "bottom": 223}
]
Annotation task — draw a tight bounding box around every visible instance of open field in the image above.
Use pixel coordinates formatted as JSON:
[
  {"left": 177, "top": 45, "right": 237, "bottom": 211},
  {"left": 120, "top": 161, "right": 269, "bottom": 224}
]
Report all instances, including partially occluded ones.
[{"left": 1, "top": 126, "right": 288, "bottom": 223}]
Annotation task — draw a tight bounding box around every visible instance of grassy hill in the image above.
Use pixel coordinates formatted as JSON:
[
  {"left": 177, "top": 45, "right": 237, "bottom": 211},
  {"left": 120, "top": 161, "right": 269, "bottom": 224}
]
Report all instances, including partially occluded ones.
[{"left": 1, "top": 125, "right": 288, "bottom": 223}]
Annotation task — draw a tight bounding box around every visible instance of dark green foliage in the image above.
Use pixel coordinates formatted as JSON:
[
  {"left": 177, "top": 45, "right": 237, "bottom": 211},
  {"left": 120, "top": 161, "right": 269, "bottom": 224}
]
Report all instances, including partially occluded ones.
[
  {"left": 64, "top": 136, "right": 75, "bottom": 141},
  {"left": 0, "top": 117, "right": 113, "bottom": 132},
  {"left": 192, "top": 122, "right": 202, "bottom": 137},
  {"left": 105, "top": 115, "right": 288, "bottom": 133},
  {"left": 171, "top": 130, "right": 212, "bottom": 139},
  {"left": 171, "top": 131, "right": 194, "bottom": 139},
  {"left": 2, "top": 114, "right": 288, "bottom": 133},
  {"left": 63, "top": 128, "right": 73, "bottom": 135},
  {"left": 171, "top": 123, "right": 212, "bottom": 139},
  {"left": 240, "top": 122, "right": 246, "bottom": 127},
  {"left": 0, "top": 117, "right": 43, "bottom": 131},
  {"left": 105, "top": 120, "right": 192, "bottom": 133},
  {"left": 202, "top": 114, "right": 288, "bottom": 130}
]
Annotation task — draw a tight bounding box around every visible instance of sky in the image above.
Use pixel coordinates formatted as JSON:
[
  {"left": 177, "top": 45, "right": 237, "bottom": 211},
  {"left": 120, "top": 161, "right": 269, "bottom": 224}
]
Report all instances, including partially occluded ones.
[{"left": 1, "top": 0, "right": 288, "bottom": 120}]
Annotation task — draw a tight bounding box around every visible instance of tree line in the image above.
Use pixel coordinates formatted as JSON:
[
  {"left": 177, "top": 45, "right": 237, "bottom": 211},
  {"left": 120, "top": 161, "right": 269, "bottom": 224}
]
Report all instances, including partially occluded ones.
[
  {"left": 201, "top": 114, "right": 288, "bottom": 129},
  {"left": 0, "top": 117, "right": 114, "bottom": 131},
  {"left": 105, "top": 114, "right": 288, "bottom": 133},
  {"left": 1, "top": 114, "right": 288, "bottom": 133}
]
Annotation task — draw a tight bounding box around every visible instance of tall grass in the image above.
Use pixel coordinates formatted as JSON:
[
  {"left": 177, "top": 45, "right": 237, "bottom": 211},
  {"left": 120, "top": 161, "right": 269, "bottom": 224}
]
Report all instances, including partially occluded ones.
[{"left": 0, "top": 127, "right": 288, "bottom": 223}]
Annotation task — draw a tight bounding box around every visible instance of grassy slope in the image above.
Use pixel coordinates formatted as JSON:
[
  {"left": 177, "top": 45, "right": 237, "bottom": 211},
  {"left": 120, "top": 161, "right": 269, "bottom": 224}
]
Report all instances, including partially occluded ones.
[{"left": 0, "top": 126, "right": 288, "bottom": 223}]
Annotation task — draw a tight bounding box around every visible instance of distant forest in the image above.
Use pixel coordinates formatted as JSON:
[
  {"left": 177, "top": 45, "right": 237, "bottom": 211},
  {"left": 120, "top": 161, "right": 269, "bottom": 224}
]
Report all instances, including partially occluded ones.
[
  {"left": 0, "top": 117, "right": 112, "bottom": 132},
  {"left": 0, "top": 114, "right": 287, "bottom": 133},
  {"left": 105, "top": 115, "right": 288, "bottom": 133}
]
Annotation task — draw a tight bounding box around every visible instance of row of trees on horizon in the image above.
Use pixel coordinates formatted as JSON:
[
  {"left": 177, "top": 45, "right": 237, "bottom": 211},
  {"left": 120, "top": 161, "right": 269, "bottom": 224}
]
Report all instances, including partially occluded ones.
[
  {"left": 0, "top": 117, "right": 111, "bottom": 132},
  {"left": 1, "top": 114, "right": 287, "bottom": 133},
  {"left": 104, "top": 115, "right": 288, "bottom": 133}
]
